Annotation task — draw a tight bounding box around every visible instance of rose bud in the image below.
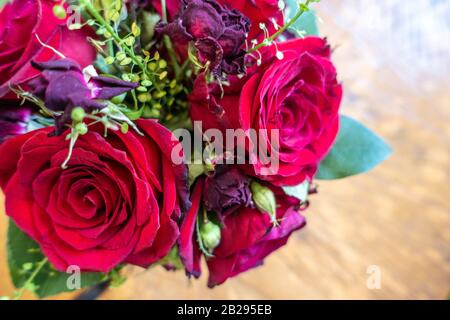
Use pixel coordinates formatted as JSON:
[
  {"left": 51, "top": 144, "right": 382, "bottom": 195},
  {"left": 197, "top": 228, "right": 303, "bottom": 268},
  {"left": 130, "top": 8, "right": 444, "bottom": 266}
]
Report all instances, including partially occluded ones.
[
  {"left": 250, "top": 181, "right": 277, "bottom": 226},
  {"left": 0, "top": 105, "right": 31, "bottom": 143},
  {"left": 203, "top": 165, "right": 253, "bottom": 217},
  {"left": 28, "top": 59, "right": 138, "bottom": 135},
  {"left": 199, "top": 220, "right": 221, "bottom": 253},
  {"left": 156, "top": 0, "right": 250, "bottom": 77}
]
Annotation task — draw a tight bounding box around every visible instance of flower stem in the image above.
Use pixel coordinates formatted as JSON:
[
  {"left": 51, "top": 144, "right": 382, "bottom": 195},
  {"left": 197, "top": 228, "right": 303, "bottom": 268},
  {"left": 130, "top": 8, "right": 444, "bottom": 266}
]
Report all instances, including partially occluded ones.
[
  {"left": 248, "top": 0, "right": 315, "bottom": 53},
  {"left": 160, "top": 0, "right": 181, "bottom": 79},
  {"left": 14, "top": 258, "right": 48, "bottom": 300},
  {"left": 160, "top": 0, "right": 168, "bottom": 22}
]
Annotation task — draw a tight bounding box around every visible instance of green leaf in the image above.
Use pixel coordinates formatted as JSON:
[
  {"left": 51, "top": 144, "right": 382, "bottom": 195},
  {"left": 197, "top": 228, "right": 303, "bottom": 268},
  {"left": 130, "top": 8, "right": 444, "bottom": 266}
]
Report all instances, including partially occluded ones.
[
  {"left": 282, "top": 180, "right": 310, "bottom": 202},
  {"left": 285, "top": 0, "right": 319, "bottom": 36},
  {"left": 7, "top": 220, "right": 105, "bottom": 298},
  {"left": 316, "top": 115, "right": 392, "bottom": 180}
]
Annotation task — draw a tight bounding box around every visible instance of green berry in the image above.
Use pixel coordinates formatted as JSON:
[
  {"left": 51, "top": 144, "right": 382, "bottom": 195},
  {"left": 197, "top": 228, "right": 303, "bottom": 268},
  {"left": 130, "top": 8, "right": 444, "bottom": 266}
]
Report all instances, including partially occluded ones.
[{"left": 71, "top": 107, "right": 85, "bottom": 122}]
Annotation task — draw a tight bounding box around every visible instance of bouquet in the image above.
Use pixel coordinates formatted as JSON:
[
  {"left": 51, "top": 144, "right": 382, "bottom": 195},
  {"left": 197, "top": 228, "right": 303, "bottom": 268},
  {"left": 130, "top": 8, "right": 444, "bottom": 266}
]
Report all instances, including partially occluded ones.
[{"left": 0, "top": 0, "right": 391, "bottom": 299}]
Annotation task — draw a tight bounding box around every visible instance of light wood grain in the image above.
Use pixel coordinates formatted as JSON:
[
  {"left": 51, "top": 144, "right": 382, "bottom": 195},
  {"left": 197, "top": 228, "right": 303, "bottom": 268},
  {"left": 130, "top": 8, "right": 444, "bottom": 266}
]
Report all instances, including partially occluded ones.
[{"left": 0, "top": 0, "right": 449, "bottom": 299}]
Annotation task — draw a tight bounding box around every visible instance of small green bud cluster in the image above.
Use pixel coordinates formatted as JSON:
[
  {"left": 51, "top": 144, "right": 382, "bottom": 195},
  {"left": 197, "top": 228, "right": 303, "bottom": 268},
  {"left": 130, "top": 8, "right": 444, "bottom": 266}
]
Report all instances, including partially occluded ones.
[{"left": 71, "top": 107, "right": 88, "bottom": 136}]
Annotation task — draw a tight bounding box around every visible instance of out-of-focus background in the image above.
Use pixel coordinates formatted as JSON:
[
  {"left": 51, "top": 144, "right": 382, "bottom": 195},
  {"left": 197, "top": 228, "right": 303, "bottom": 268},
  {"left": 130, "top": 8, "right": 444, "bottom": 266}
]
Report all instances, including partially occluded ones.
[{"left": 1, "top": 0, "right": 449, "bottom": 299}]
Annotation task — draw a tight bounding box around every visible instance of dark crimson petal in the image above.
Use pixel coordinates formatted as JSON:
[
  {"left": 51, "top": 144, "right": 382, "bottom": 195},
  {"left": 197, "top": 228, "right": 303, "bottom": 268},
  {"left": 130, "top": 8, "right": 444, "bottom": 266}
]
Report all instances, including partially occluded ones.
[
  {"left": 136, "top": 119, "right": 191, "bottom": 213},
  {"left": 179, "top": 179, "right": 204, "bottom": 277},
  {"left": 195, "top": 37, "right": 223, "bottom": 74},
  {"left": 0, "top": 128, "right": 52, "bottom": 188},
  {"left": 4, "top": 173, "right": 39, "bottom": 240},
  {"left": 214, "top": 207, "right": 271, "bottom": 257},
  {"left": 206, "top": 254, "right": 238, "bottom": 288},
  {"left": 91, "top": 76, "right": 139, "bottom": 100},
  {"left": 126, "top": 217, "right": 179, "bottom": 267},
  {"left": 30, "top": 59, "right": 82, "bottom": 72}
]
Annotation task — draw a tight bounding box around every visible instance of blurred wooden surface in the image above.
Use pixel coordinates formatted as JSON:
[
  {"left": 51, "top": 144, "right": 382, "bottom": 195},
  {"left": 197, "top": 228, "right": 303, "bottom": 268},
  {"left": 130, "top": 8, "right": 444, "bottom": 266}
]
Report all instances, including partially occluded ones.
[{"left": 1, "top": 0, "right": 449, "bottom": 299}]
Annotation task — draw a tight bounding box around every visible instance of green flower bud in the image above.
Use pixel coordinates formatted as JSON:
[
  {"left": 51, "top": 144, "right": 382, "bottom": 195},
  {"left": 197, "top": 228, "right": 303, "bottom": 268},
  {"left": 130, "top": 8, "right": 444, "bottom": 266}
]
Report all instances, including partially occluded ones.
[
  {"left": 53, "top": 5, "right": 67, "bottom": 19},
  {"left": 158, "top": 59, "right": 167, "bottom": 69},
  {"left": 141, "top": 80, "right": 153, "bottom": 87},
  {"left": 130, "top": 74, "right": 141, "bottom": 82},
  {"left": 132, "top": 22, "right": 141, "bottom": 37},
  {"left": 71, "top": 107, "right": 85, "bottom": 123},
  {"left": 159, "top": 71, "right": 168, "bottom": 80},
  {"left": 120, "top": 57, "right": 132, "bottom": 66},
  {"left": 124, "top": 37, "right": 135, "bottom": 47},
  {"left": 251, "top": 181, "right": 277, "bottom": 225},
  {"left": 200, "top": 221, "right": 221, "bottom": 252},
  {"left": 154, "top": 91, "right": 166, "bottom": 99},
  {"left": 120, "top": 123, "right": 129, "bottom": 134},
  {"left": 116, "top": 52, "right": 126, "bottom": 61},
  {"left": 138, "top": 93, "right": 151, "bottom": 103},
  {"left": 105, "top": 56, "right": 115, "bottom": 65},
  {"left": 75, "top": 123, "right": 88, "bottom": 135},
  {"left": 148, "top": 62, "right": 157, "bottom": 71}
]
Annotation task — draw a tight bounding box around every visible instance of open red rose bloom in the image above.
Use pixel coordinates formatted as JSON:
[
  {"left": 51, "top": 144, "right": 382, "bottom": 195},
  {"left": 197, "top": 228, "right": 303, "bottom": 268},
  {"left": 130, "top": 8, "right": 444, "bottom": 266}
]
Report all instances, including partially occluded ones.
[{"left": 0, "top": 0, "right": 390, "bottom": 297}]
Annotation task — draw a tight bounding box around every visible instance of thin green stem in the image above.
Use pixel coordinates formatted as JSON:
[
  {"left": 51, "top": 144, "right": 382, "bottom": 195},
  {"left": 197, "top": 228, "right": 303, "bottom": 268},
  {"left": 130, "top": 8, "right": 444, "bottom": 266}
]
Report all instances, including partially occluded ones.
[
  {"left": 160, "top": 0, "right": 168, "bottom": 22},
  {"left": 164, "top": 36, "right": 181, "bottom": 78},
  {"left": 160, "top": 1, "right": 181, "bottom": 79},
  {"left": 14, "top": 258, "right": 48, "bottom": 300},
  {"left": 248, "top": 0, "right": 314, "bottom": 53}
]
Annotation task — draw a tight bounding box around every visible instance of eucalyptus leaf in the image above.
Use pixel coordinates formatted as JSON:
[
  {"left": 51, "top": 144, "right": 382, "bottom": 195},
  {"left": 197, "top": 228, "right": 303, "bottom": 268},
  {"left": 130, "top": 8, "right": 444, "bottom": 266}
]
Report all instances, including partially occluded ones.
[
  {"left": 282, "top": 180, "right": 310, "bottom": 202},
  {"left": 7, "top": 220, "right": 104, "bottom": 298},
  {"left": 316, "top": 115, "right": 392, "bottom": 180}
]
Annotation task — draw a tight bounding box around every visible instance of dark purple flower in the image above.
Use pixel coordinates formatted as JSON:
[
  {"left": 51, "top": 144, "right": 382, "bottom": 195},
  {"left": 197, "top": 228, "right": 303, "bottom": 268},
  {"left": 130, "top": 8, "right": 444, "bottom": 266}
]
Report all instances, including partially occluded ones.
[
  {"left": 0, "top": 105, "right": 31, "bottom": 143},
  {"left": 203, "top": 165, "right": 253, "bottom": 217},
  {"left": 28, "top": 59, "right": 138, "bottom": 135},
  {"left": 156, "top": 0, "right": 250, "bottom": 77}
]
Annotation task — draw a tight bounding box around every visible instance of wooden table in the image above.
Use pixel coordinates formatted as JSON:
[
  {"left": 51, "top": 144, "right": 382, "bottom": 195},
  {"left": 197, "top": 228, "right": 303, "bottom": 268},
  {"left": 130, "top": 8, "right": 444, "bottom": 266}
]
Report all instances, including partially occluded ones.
[{"left": 0, "top": 0, "right": 449, "bottom": 299}]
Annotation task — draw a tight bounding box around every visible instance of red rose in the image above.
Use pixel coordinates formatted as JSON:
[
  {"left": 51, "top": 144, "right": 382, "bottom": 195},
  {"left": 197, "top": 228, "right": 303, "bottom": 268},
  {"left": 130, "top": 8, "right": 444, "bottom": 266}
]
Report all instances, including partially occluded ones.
[
  {"left": 150, "top": 0, "right": 282, "bottom": 40},
  {"left": 0, "top": 0, "right": 96, "bottom": 98},
  {"left": 0, "top": 120, "right": 190, "bottom": 272},
  {"left": 190, "top": 37, "right": 343, "bottom": 186},
  {"left": 179, "top": 180, "right": 305, "bottom": 287}
]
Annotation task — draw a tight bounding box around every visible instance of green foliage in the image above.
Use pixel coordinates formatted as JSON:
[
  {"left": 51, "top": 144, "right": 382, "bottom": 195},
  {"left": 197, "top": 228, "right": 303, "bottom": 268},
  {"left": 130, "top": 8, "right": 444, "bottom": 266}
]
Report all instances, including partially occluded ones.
[
  {"left": 316, "top": 115, "right": 392, "bottom": 180},
  {"left": 7, "top": 221, "right": 105, "bottom": 299},
  {"left": 282, "top": 180, "right": 310, "bottom": 203}
]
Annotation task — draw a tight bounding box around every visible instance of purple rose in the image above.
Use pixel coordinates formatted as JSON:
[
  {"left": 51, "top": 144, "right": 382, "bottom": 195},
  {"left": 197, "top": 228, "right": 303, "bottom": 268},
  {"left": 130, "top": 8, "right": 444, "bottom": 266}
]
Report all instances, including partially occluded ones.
[
  {"left": 156, "top": 0, "right": 250, "bottom": 77},
  {"left": 28, "top": 59, "right": 138, "bottom": 134},
  {"left": 203, "top": 165, "right": 253, "bottom": 217}
]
